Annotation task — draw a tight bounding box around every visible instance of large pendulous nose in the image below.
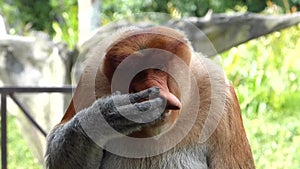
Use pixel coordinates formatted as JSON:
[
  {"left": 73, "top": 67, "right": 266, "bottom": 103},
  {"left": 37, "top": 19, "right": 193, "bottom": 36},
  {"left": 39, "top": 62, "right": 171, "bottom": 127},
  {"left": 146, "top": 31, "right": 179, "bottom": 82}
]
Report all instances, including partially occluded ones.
[
  {"left": 158, "top": 89, "right": 181, "bottom": 110},
  {"left": 129, "top": 69, "right": 181, "bottom": 110}
]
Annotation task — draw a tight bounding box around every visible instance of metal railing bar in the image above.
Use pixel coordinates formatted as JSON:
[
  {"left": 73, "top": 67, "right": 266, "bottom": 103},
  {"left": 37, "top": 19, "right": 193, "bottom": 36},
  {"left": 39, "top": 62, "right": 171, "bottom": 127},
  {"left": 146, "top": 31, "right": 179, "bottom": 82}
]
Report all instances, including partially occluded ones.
[
  {"left": 0, "top": 86, "right": 74, "bottom": 93},
  {"left": 9, "top": 94, "right": 47, "bottom": 137},
  {"left": 0, "top": 86, "right": 74, "bottom": 169},
  {"left": 1, "top": 93, "right": 7, "bottom": 169}
]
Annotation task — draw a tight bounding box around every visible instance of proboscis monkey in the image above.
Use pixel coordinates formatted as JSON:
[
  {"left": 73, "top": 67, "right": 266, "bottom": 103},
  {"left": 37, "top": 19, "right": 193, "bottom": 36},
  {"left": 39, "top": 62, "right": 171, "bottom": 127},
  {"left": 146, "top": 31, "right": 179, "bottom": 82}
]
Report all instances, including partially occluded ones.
[{"left": 45, "top": 26, "right": 255, "bottom": 169}]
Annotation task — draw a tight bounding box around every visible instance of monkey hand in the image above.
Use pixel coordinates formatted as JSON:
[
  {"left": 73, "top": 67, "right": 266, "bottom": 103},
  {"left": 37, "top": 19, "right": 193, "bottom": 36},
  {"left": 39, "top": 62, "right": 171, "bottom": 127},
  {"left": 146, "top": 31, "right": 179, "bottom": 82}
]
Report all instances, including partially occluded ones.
[{"left": 74, "top": 86, "right": 165, "bottom": 142}]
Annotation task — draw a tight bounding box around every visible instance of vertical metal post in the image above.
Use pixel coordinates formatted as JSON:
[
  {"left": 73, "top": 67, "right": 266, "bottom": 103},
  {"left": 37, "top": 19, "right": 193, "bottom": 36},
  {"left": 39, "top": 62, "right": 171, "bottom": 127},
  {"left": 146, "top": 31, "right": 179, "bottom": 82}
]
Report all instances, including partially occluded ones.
[{"left": 1, "top": 93, "right": 7, "bottom": 169}]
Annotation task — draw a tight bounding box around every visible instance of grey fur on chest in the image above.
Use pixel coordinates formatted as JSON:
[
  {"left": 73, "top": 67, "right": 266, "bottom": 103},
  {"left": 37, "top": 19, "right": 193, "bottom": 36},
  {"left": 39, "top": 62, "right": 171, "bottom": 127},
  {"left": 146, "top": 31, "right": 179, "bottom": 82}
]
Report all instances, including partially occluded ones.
[{"left": 100, "top": 146, "right": 208, "bottom": 169}]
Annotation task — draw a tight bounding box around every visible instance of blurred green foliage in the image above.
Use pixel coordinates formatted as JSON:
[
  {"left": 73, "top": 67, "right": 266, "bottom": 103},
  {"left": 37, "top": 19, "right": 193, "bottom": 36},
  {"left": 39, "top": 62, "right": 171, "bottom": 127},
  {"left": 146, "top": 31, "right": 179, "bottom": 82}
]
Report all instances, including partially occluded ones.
[
  {"left": 3, "top": 116, "right": 40, "bottom": 169},
  {"left": 101, "top": 0, "right": 300, "bottom": 20},
  {"left": 1, "top": 0, "right": 300, "bottom": 48},
  {"left": 51, "top": 0, "right": 78, "bottom": 49},
  {"left": 0, "top": 0, "right": 78, "bottom": 49},
  {"left": 222, "top": 24, "right": 300, "bottom": 169}
]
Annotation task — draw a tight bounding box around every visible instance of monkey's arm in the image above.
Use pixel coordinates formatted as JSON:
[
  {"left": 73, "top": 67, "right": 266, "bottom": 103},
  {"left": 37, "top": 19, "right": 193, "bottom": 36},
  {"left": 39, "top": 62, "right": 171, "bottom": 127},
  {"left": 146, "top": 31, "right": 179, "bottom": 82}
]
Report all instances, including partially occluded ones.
[
  {"left": 45, "top": 116, "right": 103, "bottom": 169},
  {"left": 207, "top": 86, "right": 255, "bottom": 169},
  {"left": 45, "top": 87, "right": 164, "bottom": 169}
]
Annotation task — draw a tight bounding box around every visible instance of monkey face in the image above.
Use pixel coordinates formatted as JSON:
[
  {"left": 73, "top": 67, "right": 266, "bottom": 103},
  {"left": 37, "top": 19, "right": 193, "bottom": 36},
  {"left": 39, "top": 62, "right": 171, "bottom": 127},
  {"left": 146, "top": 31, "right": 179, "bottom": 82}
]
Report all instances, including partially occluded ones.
[{"left": 101, "top": 27, "right": 192, "bottom": 138}]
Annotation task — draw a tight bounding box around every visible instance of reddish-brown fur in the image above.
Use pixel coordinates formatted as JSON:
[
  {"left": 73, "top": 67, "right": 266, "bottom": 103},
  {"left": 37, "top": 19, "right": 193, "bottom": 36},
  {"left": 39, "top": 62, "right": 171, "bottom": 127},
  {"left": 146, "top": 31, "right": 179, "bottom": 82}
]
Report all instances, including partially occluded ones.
[{"left": 59, "top": 26, "right": 255, "bottom": 168}]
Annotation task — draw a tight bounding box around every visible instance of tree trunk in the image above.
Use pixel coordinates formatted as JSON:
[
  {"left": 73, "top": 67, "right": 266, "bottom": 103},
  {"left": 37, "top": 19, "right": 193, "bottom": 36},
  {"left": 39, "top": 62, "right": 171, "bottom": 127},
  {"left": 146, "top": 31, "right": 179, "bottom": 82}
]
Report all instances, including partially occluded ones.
[{"left": 78, "top": 0, "right": 101, "bottom": 45}]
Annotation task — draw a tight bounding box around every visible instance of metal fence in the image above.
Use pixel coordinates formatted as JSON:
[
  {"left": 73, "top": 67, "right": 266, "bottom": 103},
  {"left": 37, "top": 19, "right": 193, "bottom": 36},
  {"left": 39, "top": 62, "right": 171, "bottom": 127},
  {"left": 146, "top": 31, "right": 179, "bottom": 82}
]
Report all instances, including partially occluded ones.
[{"left": 0, "top": 86, "right": 74, "bottom": 169}]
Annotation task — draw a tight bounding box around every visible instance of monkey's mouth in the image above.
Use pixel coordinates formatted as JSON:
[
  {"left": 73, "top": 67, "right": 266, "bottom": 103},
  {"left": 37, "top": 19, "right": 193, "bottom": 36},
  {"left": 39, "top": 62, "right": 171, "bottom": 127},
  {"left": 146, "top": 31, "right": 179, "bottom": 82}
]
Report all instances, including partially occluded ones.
[{"left": 163, "top": 110, "right": 172, "bottom": 117}]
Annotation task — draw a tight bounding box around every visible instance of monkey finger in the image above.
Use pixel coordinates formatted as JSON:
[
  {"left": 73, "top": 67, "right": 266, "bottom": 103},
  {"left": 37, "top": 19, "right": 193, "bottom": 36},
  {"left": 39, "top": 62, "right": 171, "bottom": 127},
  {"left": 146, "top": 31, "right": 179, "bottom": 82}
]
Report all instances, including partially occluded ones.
[
  {"left": 104, "top": 112, "right": 150, "bottom": 132},
  {"left": 118, "top": 97, "right": 165, "bottom": 116},
  {"left": 129, "top": 86, "right": 160, "bottom": 103},
  {"left": 116, "top": 97, "right": 166, "bottom": 123},
  {"left": 110, "top": 86, "right": 160, "bottom": 106}
]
